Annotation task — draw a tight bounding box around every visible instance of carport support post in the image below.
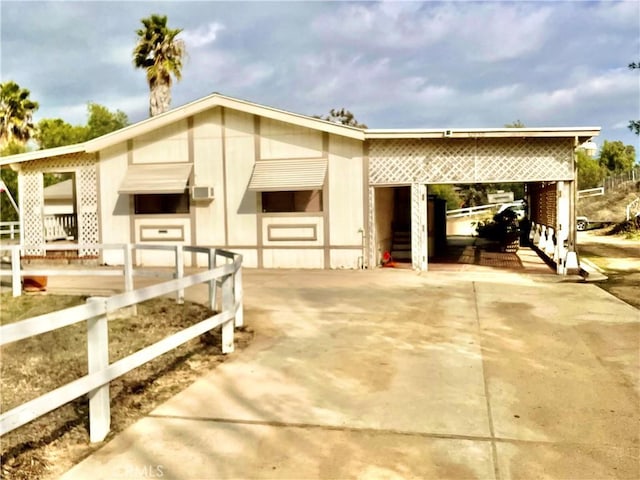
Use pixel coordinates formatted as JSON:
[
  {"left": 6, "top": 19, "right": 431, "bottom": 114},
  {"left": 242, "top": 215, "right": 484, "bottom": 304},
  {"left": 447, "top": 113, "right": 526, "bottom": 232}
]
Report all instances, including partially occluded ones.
[
  {"left": 556, "top": 182, "right": 570, "bottom": 274},
  {"left": 564, "top": 180, "right": 580, "bottom": 274},
  {"left": 87, "top": 306, "right": 110, "bottom": 443}
]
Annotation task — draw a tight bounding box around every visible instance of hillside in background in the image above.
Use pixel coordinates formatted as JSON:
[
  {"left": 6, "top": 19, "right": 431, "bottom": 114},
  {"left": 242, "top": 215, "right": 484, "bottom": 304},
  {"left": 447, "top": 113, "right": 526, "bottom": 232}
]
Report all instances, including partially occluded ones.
[{"left": 578, "top": 181, "right": 640, "bottom": 222}]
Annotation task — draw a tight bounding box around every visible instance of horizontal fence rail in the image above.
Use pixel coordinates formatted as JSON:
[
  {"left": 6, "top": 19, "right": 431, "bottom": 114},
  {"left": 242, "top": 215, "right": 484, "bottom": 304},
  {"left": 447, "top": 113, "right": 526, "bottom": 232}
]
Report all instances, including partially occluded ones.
[
  {"left": 0, "top": 243, "right": 243, "bottom": 443},
  {"left": 0, "top": 221, "right": 19, "bottom": 239},
  {"left": 446, "top": 203, "right": 499, "bottom": 218},
  {"left": 577, "top": 187, "right": 604, "bottom": 198}
]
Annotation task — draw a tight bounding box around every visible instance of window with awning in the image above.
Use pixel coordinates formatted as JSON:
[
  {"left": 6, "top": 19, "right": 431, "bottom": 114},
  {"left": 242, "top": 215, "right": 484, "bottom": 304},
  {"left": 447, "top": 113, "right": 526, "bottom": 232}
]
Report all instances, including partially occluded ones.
[
  {"left": 118, "top": 163, "right": 193, "bottom": 194},
  {"left": 248, "top": 159, "right": 327, "bottom": 192}
]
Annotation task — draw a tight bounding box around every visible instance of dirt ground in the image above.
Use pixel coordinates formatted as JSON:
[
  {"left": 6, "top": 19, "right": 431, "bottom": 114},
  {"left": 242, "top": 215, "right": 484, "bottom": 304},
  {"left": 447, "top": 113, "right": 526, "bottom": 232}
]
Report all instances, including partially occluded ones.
[
  {"left": 577, "top": 228, "right": 640, "bottom": 309},
  {"left": 0, "top": 296, "right": 253, "bottom": 480}
]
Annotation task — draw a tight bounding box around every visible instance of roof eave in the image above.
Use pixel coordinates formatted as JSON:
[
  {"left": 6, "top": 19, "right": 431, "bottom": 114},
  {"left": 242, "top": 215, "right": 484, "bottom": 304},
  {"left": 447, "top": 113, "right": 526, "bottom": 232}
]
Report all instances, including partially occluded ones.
[
  {"left": 365, "top": 127, "right": 601, "bottom": 140},
  {"left": 0, "top": 143, "right": 87, "bottom": 167}
]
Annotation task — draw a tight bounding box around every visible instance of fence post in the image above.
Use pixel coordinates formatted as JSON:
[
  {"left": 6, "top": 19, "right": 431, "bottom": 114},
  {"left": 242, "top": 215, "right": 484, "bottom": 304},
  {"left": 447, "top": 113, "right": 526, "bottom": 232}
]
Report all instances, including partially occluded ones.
[
  {"left": 123, "top": 244, "right": 136, "bottom": 316},
  {"left": 11, "top": 246, "right": 21, "bottom": 297},
  {"left": 234, "top": 265, "right": 243, "bottom": 327},
  {"left": 221, "top": 273, "right": 235, "bottom": 354},
  {"left": 208, "top": 249, "right": 217, "bottom": 311},
  {"left": 175, "top": 245, "right": 184, "bottom": 304},
  {"left": 86, "top": 303, "right": 110, "bottom": 443}
]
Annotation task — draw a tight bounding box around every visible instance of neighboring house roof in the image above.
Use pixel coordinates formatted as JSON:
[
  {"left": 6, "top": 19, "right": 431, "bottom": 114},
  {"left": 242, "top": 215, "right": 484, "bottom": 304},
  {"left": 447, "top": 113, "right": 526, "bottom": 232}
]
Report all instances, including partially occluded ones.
[
  {"left": 0, "top": 92, "right": 601, "bottom": 167},
  {"left": 43, "top": 178, "right": 73, "bottom": 201}
]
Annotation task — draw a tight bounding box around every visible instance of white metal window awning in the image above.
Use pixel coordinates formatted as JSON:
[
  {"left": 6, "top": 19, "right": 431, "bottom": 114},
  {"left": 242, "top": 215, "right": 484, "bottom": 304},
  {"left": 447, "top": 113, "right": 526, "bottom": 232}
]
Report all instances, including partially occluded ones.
[
  {"left": 118, "top": 163, "right": 193, "bottom": 194},
  {"left": 248, "top": 159, "right": 327, "bottom": 191}
]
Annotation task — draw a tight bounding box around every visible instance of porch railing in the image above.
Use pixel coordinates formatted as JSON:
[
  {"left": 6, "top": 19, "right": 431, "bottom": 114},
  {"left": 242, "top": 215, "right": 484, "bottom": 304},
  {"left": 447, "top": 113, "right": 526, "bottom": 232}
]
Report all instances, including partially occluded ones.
[
  {"left": 44, "top": 213, "right": 77, "bottom": 240},
  {"left": 0, "top": 221, "right": 19, "bottom": 239}
]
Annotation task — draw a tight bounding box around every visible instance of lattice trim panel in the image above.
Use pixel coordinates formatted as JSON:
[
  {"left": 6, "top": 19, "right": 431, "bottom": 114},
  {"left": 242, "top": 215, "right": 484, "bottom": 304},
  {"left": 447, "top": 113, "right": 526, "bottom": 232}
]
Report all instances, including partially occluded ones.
[
  {"left": 20, "top": 153, "right": 99, "bottom": 256},
  {"left": 369, "top": 138, "right": 574, "bottom": 185},
  {"left": 20, "top": 171, "right": 45, "bottom": 255}
]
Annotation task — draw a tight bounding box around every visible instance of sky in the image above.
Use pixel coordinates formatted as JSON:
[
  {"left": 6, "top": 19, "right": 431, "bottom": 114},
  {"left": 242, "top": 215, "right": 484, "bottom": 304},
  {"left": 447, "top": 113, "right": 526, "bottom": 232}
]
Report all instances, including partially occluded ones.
[{"left": 1, "top": 0, "right": 639, "bottom": 152}]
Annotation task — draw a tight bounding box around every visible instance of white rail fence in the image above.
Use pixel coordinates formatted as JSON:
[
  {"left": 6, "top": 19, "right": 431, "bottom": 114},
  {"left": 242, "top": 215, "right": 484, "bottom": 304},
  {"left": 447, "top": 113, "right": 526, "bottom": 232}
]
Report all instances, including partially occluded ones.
[
  {"left": 446, "top": 203, "right": 499, "bottom": 218},
  {"left": 0, "top": 221, "right": 19, "bottom": 239},
  {"left": 0, "top": 243, "right": 243, "bottom": 443},
  {"left": 577, "top": 187, "right": 604, "bottom": 198}
]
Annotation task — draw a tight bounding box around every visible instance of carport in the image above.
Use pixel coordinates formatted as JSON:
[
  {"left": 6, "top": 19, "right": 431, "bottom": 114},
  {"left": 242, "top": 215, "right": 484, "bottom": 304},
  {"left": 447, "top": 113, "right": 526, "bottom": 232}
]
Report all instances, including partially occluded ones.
[{"left": 365, "top": 128, "right": 600, "bottom": 274}]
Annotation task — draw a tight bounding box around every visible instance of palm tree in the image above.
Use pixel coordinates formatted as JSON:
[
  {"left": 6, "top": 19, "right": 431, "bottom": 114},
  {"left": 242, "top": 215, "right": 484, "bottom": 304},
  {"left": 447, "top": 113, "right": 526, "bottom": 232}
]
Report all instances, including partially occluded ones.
[
  {"left": 133, "top": 14, "right": 186, "bottom": 117},
  {"left": 0, "top": 81, "right": 39, "bottom": 147}
]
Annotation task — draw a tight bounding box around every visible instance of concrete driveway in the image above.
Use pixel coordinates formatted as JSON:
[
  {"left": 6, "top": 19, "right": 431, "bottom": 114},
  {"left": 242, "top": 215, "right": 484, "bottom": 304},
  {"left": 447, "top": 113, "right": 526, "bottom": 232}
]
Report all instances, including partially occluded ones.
[{"left": 60, "top": 268, "right": 639, "bottom": 480}]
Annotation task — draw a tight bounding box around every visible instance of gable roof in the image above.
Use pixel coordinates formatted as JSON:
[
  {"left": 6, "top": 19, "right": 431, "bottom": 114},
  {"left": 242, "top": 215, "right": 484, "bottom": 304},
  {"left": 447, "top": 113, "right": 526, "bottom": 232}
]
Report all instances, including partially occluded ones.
[
  {"left": 0, "top": 93, "right": 366, "bottom": 167},
  {"left": 0, "top": 93, "right": 600, "bottom": 167}
]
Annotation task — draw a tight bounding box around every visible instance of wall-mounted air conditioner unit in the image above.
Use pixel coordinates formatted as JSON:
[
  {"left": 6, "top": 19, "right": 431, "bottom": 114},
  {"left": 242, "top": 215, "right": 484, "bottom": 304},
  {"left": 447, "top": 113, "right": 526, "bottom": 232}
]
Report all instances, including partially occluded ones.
[{"left": 191, "top": 186, "right": 215, "bottom": 201}]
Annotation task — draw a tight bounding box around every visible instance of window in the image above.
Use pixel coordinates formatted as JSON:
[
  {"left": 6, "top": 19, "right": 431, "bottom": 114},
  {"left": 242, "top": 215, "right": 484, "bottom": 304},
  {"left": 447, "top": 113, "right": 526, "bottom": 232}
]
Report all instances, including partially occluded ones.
[
  {"left": 262, "top": 190, "right": 323, "bottom": 213},
  {"left": 134, "top": 191, "right": 190, "bottom": 214}
]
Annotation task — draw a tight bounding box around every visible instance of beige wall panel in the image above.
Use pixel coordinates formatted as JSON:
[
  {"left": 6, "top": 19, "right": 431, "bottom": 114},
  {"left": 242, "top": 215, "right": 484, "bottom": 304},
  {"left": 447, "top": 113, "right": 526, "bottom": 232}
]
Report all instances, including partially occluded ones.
[
  {"left": 193, "top": 109, "right": 225, "bottom": 246},
  {"left": 99, "top": 143, "right": 130, "bottom": 265},
  {"left": 192, "top": 108, "right": 222, "bottom": 140},
  {"left": 262, "top": 249, "right": 324, "bottom": 269},
  {"left": 132, "top": 119, "right": 189, "bottom": 163},
  {"left": 225, "top": 110, "right": 257, "bottom": 245},
  {"left": 328, "top": 136, "right": 364, "bottom": 245},
  {"left": 330, "top": 249, "right": 362, "bottom": 269},
  {"left": 260, "top": 118, "right": 323, "bottom": 159},
  {"left": 262, "top": 216, "right": 324, "bottom": 247},
  {"left": 374, "top": 187, "right": 394, "bottom": 264},
  {"left": 134, "top": 217, "right": 191, "bottom": 267}
]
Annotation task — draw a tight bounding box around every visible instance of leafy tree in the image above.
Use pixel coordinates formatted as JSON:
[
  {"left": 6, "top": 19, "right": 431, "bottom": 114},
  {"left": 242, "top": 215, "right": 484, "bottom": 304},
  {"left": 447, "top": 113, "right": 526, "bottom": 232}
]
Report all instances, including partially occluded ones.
[
  {"left": 0, "top": 142, "right": 26, "bottom": 222},
  {"left": 429, "top": 184, "right": 461, "bottom": 210},
  {"left": 36, "top": 118, "right": 87, "bottom": 149},
  {"left": 0, "top": 81, "right": 39, "bottom": 148},
  {"left": 316, "top": 108, "right": 368, "bottom": 128},
  {"left": 629, "top": 62, "right": 639, "bottom": 135},
  {"left": 85, "top": 102, "right": 128, "bottom": 139},
  {"left": 37, "top": 103, "right": 128, "bottom": 149},
  {"left": 598, "top": 140, "right": 636, "bottom": 174},
  {"left": 133, "top": 14, "right": 186, "bottom": 117},
  {"left": 576, "top": 149, "right": 605, "bottom": 189}
]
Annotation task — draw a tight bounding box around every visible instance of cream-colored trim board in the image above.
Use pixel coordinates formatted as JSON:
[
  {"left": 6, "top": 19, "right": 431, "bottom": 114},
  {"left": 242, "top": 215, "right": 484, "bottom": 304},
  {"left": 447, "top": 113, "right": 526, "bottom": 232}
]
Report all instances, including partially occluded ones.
[
  {"left": 362, "top": 141, "right": 370, "bottom": 268},
  {"left": 322, "top": 132, "right": 330, "bottom": 269},
  {"left": 221, "top": 108, "right": 229, "bottom": 246},
  {"left": 255, "top": 115, "right": 264, "bottom": 269},
  {"left": 187, "top": 116, "right": 197, "bottom": 266}
]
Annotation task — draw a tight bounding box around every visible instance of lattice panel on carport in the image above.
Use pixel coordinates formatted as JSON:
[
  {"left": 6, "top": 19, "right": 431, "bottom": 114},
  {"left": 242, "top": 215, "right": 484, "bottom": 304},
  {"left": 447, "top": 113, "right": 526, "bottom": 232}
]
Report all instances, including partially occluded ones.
[{"left": 369, "top": 138, "right": 574, "bottom": 184}]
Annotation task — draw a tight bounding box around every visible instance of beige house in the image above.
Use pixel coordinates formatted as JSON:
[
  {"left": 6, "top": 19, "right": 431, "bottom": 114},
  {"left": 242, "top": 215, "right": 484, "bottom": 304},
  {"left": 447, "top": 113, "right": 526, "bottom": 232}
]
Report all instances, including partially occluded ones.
[{"left": 0, "top": 94, "right": 599, "bottom": 273}]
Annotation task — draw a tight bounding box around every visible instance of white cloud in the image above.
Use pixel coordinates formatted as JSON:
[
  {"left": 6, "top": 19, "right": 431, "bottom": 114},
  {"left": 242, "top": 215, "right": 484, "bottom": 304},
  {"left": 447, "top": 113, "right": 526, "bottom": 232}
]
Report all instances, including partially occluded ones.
[
  {"left": 182, "top": 22, "right": 225, "bottom": 48},
  {"left": 463, "top": 6, "right": 552, "bottom": 62}
]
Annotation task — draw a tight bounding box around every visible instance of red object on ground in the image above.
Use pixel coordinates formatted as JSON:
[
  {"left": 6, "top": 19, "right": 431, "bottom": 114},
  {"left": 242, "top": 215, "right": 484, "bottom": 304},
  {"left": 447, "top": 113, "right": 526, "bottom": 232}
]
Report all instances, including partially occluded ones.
[
  {"left": 381, "top": 251, "right": 395, "bottom": 268},
  {"left": 23, "top": 276, "right": 48, "bottom": 292}
]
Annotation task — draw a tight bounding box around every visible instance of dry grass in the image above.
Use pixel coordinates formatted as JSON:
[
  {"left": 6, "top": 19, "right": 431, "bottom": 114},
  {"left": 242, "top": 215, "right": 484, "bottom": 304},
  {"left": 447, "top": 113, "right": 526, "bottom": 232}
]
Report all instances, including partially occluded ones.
[{"left": 0, "top": 293, "right": 253, "bottom": 480}]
